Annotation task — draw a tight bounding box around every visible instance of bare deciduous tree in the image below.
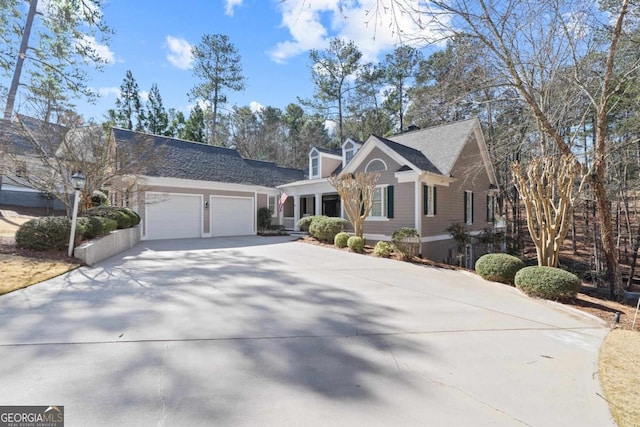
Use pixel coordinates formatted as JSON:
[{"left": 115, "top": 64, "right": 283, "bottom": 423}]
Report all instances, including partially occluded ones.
[
  {"left": 329, "top": 172, "right": 381, "bottom": 238},
  {"left": 511, "top": 155, "right": 581, "bottom": 268}
]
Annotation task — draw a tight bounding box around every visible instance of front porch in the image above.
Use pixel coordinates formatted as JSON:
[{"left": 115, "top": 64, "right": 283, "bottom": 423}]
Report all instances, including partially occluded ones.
[{"left": 278, "top": 178, "right": 342, "bottom": 231}]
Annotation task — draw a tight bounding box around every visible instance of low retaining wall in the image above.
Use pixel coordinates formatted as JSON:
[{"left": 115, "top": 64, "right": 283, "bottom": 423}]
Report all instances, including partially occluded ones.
[{"left": 74, "top": 226, "right": 141, "bottom": 266}]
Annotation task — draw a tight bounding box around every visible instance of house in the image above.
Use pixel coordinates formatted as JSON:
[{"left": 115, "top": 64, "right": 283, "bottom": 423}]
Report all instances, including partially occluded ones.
[
  {"left": 110, "top": 128, "right": 305, "bottom": 240},
  {"left": 0, "top": 115, "right": 68, "bottom": 211},
  {"left": 278, "top": 118, "right": 499, "bottom": 267}
]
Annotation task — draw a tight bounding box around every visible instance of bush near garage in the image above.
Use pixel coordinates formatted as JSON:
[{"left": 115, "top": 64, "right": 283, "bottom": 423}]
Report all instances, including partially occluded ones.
[
  {"left": 257, "top": 207, "right": 272, "bottom": 232},
  {"left": 334, "top": 232, "right": 350, "bottom": 248},
  {"left": 475, "top": 253, "right": 525, "bottom": 285},
  {"left": 515, "top": 266, "right": 581, "bottom": 300},
  {"left": 374, "top": 241, "right": 391, "bottom": 257},
  {"left": 15, "top": 217, "right": 78, "bottom": 251},
  {"left": 91, "top": 190, "right": 109, "bottom": 207},
  {"left": 86, "top": 206, "right": 139, "bottom": 229},
  {"left": 392, "top": 227, "right": 420, "bottom": 259},
  {"left": 347, "top": 236, "right": 365, "bottom": 253},
  {"left": 309, "top": 216, "right": 347, "bottom": 242},
  {"left": 77, "top": 216, "right": 118, "bottom": 239}
]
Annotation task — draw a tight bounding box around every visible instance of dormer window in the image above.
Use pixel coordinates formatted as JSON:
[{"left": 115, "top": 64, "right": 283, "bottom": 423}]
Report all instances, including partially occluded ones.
[
  {"left": 310, "top": 153, "right": 319, "bottom": 178},
  {"left": 345, "top": 147, "right": 354, "bottom": 164},
  {"left": 342, "top": 139, "right": 359, "bottom": 167}
]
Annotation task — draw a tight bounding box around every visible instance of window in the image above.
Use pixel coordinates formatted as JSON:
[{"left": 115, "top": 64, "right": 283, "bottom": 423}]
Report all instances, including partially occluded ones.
[
  {"left": 371, "top": 187, "right": 385, "bottom": 217},
  {"left": 268, "top": 196, "right": 276, "bottom": 216},
  {"left": 464, "top": 190, "right": 474, "bottom": 224},
  {"left": 424, "top": 185, "right": 436, "bottom": 216},
  {"left": 345, "top": 148, "right": 354, "bottom": 164},
  {"left": 369, "top": 185, "right": 394, "bottom": 219},
  {"left": 365, "top": 158, "right": 387, "bottom": 172},
  {"left": 311, "top": 155, "right": 319, "bottom": 177},
  {"left": 15, "top": 161, "right": 27, "bottom": 177},
  {"left": 486, "top": 194, "right": 495, "bottom": 222}
]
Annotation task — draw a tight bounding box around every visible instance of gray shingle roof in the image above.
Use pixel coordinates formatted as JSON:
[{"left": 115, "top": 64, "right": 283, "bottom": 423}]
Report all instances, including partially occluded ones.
[
  {"left": 388, "top": 118, "right": 477, "bottom": 176},
  {"left": 1, "top": 116, "right": 67, "bottom": 157},
  {"left": 313, "top": 146, "right": 342, "bottom": 156},
  {"left": 374, "top": 135, "right": 441, "bottom": 174},
  {"left": 112, "top": 128, "right": 304, "bottom": 187}
]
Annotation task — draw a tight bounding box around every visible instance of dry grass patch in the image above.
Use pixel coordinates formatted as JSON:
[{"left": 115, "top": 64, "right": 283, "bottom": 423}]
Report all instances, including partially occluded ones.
[
  {"left": 0, "top": 216, "right": 30, "bottom": 237},
  {"left": 0, "top": 254, "right": 78, "bottom": 295},
  {"left": 599, "top": 329, "right": 640, "bottom": 427}
]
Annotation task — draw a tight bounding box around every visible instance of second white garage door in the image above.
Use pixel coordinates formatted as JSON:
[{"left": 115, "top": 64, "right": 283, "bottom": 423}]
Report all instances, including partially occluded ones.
[{"left": 210, "top": 196, "right": 255, "bottom": 237}]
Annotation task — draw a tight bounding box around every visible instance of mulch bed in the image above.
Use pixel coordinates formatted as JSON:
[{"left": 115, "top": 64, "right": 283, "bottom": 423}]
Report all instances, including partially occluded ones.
[{"left": 0, "top": 236, "right": 80, "bottom": 264}]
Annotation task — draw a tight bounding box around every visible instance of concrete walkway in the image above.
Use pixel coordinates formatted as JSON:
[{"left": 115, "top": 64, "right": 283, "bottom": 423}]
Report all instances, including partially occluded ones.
[{"left": 0, "top": 237, "right": 614, "bottom": 426}]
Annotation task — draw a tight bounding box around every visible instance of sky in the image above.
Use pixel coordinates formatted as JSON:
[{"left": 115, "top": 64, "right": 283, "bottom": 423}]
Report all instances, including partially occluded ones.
[{"left": 7, "top": 0, "right": 444, "bottom": 123}]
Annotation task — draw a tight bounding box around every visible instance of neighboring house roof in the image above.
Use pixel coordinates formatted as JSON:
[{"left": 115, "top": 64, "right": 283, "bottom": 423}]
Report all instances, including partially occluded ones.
[
  {"left": 0, "top": 116, "right": 67, "bottom": 157},
  {"left": 387, "top": 118, "right": 477, "bottom": 176},
  {"left": 112, "top": 128, "right": 304, "bottom": 187}
]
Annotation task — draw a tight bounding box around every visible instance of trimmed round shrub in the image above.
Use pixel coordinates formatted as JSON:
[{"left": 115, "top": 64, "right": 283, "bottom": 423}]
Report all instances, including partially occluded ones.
[
  {"left": 15, "top": 217, "right": 78, "bottom": 251},
  {"left": 334, "top": 232, "right": 350, "bottom": 248},
  {"left": 392, "top": 227, "right": 420, "bottom": 259},
  {"left": 515, "top": 266, "right": 581, "bottom": 300},
  {"left": 374, "top": 241, "right": 391, "bottom": 257},
  {"left": 475, "top": 253, "right": 525, "bottom": 284},
  {"left": 347, "top": 236, "right": 365, "bottom": 253},
  {"left": 296, "top": 216, "right": 316, "bottom": 232},
  {"left": 77, "top": 216, "right": 118, "bottom": 239},
  {"left": 309, "top": 217, "right": 346, "bottom": 242},
  {"left": 91, "top": 190, "right": 109, "bottom": 207}
]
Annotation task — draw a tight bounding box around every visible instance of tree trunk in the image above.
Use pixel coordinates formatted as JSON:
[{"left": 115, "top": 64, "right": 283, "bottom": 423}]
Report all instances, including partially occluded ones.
[{"left": 4, "top": 0, "right": 38, "bottom": 119}]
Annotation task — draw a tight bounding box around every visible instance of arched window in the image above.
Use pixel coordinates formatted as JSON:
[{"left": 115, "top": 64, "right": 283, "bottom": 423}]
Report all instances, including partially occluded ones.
[{"left": 365, "top": 158, "right": 387, "bottom": 172}]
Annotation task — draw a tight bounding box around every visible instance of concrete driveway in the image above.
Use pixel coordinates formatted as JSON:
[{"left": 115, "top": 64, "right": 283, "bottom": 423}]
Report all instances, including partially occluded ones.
[{"left": 0, "top": 237, "right": 613, "bottom": 426}]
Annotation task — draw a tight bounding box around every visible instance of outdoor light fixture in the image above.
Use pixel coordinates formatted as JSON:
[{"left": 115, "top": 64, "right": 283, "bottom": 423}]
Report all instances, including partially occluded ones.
[{"left": 68, "top": 172, "right": 86, "bottom": 257}]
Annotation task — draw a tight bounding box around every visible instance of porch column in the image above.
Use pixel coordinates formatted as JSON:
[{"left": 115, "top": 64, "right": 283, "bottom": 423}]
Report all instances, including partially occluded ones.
[
  {"left": 293, "top": 195, "right": 300, "bottom": 231},
  {"left": 315, "top": 193, "right": 322, "bottom": 216},
  {"left": 414, "top": 178, "right": 422, "bottom": 237}
]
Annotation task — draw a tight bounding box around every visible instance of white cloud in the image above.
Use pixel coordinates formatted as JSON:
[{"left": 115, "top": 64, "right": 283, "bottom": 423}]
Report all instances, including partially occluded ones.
[
  {"left": 166, "top": 36, "right": 193, "bottom": 70},
  {"left": 249, "top": 101, "right": 264, "bottom": 113},
  {"left": 97, "top": 86, "right": 120, "bottom": 98},
  {"left": 270, "top": 0, "right": 446, "bottom": 64},
  {"left": 225, "top": 0, "right": 243, "bottom": 16},
  {"left": 139, "top": 90, "right": 149, "bottom": 103},
  {"left": 78, "top": 35, "right": 115, "bottom": 64}
]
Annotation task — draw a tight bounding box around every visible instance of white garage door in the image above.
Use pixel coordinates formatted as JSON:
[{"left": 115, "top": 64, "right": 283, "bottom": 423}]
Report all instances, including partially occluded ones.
[
  {"left": 211, "top": 196, "right": 254, "bottom": 237},
  {"left": 145, "top": 193, "right": 202, "bottom": 240}
]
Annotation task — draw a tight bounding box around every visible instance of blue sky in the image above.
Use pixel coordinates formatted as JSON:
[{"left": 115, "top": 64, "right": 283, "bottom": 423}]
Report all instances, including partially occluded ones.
[{"left": 9, "top": 0, "right": 443, "bottom": 122}]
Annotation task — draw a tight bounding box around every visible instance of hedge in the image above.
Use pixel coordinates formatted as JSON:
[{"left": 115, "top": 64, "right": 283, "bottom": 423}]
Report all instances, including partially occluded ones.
[
  {"left": 86, "top": 206, "right": 139, "bottom": 229},
  {"left": 77, "top": 216, "right": 118, "bottom": 239},
  {"left": 475, "top": 253, "right": 525, "bottom": 285},
  {"left": 308, "top": 216, "right": 346, "bottom": 242},
  {"left": 515, "top": 266, "right": 581, "bottom": 300},
  {"left": 16, "top": 217, "right": 76, "bottom": 251}
]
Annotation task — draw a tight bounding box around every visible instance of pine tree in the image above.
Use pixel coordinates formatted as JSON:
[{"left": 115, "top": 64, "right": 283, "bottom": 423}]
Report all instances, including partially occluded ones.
[
  {"left": 144, "top": 83, "right": 169, "bottom": 135},
  {"left": 181, "top": 104, "right": 206, "bottom": 143},
  {"left": 110, "top": 70, "right": 145, "bottom": 130}
]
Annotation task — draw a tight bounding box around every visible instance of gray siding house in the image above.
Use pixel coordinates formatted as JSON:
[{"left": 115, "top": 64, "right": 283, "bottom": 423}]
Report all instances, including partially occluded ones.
[{"left": 278, "top": 118, "right": 499, "bottom": 267}]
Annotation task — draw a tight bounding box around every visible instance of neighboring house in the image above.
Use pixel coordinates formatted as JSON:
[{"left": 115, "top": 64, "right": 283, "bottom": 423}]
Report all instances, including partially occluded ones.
[
  {"left": 0, "top": 115, "right": 67, "bottom": 210},
  {"left": 110, "top": 128, "right": 304, "bottom": 240},
  {"left": 278, "top": 118, "right": 499, "bottom": 267}
]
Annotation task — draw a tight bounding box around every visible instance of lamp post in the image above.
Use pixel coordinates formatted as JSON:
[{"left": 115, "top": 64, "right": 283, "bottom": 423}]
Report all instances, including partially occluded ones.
[{"left": 68, "top": 172, "right": 86, "bottom": 257}]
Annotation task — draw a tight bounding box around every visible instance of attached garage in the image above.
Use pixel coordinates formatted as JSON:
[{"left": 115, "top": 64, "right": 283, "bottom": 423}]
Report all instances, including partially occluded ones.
[
  {"left": 210, "top": 196, "right": 255, "bottom": 237},
  {"left": 145, "top": 192, "right": 202, "bottom": 240}
]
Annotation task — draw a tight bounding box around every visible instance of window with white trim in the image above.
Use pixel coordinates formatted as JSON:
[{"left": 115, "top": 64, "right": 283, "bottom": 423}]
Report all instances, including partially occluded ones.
[
  {"left": 425, "top": 185, "right": 436, "bottom": 216},
  {"left": 268, "top": 195, "right": 276, "bottom": 216},
  {"left": 345, "top": 148, "right": 354, "bottom": 164},
  {"left": 311, "top": 154, "right": 319, "bottom": 178},
  {"left": 464, "top": 190, "right": 473, "bottom": 225},
  {"left": 365, "top": 158, "right": 387, "bottom": 172},
  {"left": 370, "top": 186, "right": 386, "bottom": 218}
]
